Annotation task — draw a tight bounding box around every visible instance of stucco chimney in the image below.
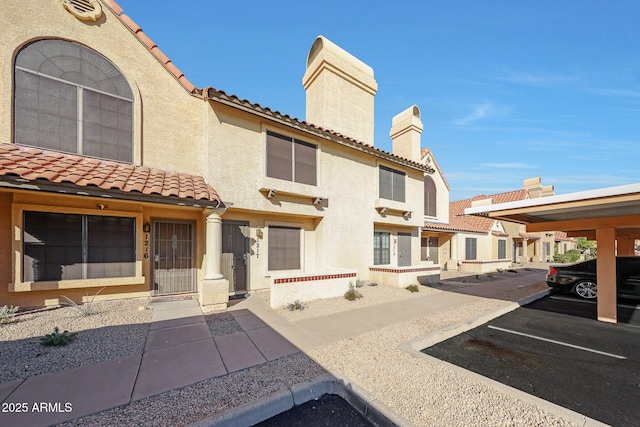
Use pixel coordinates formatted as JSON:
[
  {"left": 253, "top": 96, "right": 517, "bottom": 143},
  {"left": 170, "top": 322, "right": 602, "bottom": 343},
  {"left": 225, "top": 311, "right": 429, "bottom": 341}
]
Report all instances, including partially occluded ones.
[
  {"left": 302, "top": 36, "right": 378, "bottom": 144},
  {"left": 523, "top": 177, "right": 555, "bottom": 198},
  {"left": 390, "top": 105, "right": 423, "bottom": 163}
]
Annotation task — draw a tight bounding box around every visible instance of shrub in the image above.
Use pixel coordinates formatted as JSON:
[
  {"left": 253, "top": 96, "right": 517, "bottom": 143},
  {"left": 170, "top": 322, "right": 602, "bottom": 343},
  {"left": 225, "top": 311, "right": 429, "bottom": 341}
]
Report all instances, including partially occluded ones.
[
  {"left": 286, "top": 300, "right": 308, "bottom": 311},
  {"left": 40, "top": 327, "right": 77, "bottom": 347},
  {"left": 405, "top": 284, "right": 419, "bottom": 293},
  {"left": 61, "top": 287, "right": 104, "bottom": 317},
  {"left": 344, "top": 283, "right": 363, "bottom": 301},
  {"left": 355, "top": 279, "right": 365, "bottom": 288},
  {"left": 553, "top": 249, "right": 581, "bottom": 263},
  {"left": 0, "top": 305, "right": 19, "bottom": 324}
]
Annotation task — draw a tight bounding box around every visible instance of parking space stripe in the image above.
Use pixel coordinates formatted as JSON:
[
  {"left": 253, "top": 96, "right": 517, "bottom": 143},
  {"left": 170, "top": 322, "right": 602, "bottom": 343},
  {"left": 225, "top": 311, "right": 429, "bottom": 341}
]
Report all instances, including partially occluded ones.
[
  {"left": 487, "top": 325, "right": 627, "bottom": 360},
  {"left": 550, "top": 295, "right": 640, "bottom": 310}
]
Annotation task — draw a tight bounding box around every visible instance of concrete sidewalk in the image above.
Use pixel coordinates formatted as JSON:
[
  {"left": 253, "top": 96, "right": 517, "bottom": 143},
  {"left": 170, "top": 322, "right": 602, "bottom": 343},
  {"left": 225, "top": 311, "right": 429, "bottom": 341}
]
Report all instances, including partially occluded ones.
[
  {"left": 0, "top": 298, "right": 299, "bottom": 427},
  {"left": 0, "top": 268, "right": 553, "bottom": 426}
]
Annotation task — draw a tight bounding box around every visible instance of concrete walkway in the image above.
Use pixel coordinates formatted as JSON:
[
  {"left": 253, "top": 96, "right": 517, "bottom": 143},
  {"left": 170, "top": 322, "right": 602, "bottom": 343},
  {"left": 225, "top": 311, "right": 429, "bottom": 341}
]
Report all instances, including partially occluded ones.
[
  {"left": 0, "top": 268, "right": 550, "bottom": 426},
  {"left": 0, "top": 299, "right": 299, "bottom": 427}
]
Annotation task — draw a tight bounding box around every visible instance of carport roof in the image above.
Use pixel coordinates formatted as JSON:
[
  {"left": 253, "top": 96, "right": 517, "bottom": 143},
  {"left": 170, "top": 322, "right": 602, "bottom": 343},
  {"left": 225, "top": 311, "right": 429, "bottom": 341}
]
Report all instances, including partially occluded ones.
[{"left": 464, "top": 182, "right": 640, "bottom": 237}]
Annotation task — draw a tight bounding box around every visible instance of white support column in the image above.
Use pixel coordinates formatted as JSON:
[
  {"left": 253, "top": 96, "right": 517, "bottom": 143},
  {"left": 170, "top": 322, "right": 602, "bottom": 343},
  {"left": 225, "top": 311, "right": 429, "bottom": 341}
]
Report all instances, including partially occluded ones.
[
  {"left": 204, "top": 208, "right": 224, "bottom": 280},
  {"left": 447, "top": 234, "right": 459, "bottom": 271},
  {"left": 199, "top": 207, "right": 229, "bottom": 310}
]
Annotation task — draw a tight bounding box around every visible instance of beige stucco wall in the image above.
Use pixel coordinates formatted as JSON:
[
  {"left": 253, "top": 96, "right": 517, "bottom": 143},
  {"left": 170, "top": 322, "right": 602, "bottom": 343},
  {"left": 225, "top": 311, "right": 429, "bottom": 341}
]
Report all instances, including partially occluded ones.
[
  {"left": 206, "top": 102, "right": 426, "bottom": 290},
  {"left": 0, "top": 0, "right": 207, "bottom": 176}
]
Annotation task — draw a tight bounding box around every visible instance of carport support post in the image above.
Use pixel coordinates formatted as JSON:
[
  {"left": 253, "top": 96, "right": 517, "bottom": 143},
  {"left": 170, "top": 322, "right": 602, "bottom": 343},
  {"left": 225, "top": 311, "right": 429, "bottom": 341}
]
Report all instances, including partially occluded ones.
[
  {"left": 199, "top": 208, "right": 229, "bottom": 310},
  {"left": 596, "top": 227, "right": 617, "bottom": 323}
]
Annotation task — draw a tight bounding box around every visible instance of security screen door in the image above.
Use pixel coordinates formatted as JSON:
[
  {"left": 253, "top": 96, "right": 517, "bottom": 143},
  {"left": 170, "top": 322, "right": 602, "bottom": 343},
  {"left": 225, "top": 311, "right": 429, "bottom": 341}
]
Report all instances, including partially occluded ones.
[
  {"left": 153, "top": 221, "right": 196, "bottom": 295},
  {"left": 222, "top": 221, "right": 249, "bottom": 293}
]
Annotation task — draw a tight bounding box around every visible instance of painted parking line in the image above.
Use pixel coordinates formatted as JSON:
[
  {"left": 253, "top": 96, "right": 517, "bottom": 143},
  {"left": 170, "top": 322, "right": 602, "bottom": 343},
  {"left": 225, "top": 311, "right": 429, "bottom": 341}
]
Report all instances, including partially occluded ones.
[
  {"left": 550, "top": 295, "right": 640, "bottom": 310},
  {"left": 487, "top": 325, "right": 627, "bottom": 360}
]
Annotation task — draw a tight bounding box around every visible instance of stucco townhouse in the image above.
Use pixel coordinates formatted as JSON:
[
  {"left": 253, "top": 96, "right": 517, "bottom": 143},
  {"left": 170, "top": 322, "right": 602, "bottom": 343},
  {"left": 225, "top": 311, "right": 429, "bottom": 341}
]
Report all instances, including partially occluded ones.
[
  {"left": 425, "top": 177, "right": 575, "bottom": 274},
  {"left": 0, "top": 0, "right": 446, "bottom": 309}
]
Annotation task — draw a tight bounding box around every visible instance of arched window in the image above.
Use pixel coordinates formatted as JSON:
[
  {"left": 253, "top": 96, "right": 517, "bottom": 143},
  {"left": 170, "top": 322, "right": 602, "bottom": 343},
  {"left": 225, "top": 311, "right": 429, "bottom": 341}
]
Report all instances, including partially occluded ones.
[
  {"left": 424, "top": 175, "right": 437, "bottom": 217},
  {"left": 14, "top": 39, "right": 133, "bottom": 162}
]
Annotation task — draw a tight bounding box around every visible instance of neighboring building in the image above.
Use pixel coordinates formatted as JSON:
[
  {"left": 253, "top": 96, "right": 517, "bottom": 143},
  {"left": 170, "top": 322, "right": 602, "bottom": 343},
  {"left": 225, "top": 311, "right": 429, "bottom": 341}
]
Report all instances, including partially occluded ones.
[
  {"left": 0, "top": 0, "right": 439, "bottom": 309},
  {"left": 426, "top": 177, "right": 574, "bottom": 274}
]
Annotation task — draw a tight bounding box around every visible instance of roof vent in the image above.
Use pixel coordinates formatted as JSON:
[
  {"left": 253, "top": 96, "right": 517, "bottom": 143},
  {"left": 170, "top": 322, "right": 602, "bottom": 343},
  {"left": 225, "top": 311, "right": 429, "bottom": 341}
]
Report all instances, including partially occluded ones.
[{"left": 61, "top": 0, "right": 103, "bottom": 21}]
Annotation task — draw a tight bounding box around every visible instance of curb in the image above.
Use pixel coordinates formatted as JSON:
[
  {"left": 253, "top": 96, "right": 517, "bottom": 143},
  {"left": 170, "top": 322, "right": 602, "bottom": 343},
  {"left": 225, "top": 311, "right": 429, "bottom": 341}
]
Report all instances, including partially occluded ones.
[
  {"left": 187, "top": 376, "right": 412, "bottom": 427},
  {"left": 400, "top": 289, "right": 608, "bottom": 427}
]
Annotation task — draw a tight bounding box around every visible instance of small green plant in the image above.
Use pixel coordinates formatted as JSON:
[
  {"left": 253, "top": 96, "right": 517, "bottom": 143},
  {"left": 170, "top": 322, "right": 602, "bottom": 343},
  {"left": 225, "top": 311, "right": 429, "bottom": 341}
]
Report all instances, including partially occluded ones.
[
  {"left": 61, "top": 287, "right": 104, "bottom": 317},
  {"left": 405, "top": 284, "right": 419, "bottom": 293},
  {"left": 40, "top": 327, "right": 77, "bottom": 346},
  {"left": 344, "top": 283, "right": 363, "bottom": 301},
  {"left": 286, "top": 300, "right": 308, "bottom": 311},
  {"left": 0, "top": 305, "right": 19, "bottom": 324},
  {"left": 355, "top": 279, "right": 365, "bottom": 288}
]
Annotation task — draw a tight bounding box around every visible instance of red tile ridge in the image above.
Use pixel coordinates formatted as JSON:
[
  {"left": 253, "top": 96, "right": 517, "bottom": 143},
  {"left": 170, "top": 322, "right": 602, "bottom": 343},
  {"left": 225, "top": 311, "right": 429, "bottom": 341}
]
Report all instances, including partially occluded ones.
[{"left": 101, "top": 3, "right": 197, "bottom": 94}]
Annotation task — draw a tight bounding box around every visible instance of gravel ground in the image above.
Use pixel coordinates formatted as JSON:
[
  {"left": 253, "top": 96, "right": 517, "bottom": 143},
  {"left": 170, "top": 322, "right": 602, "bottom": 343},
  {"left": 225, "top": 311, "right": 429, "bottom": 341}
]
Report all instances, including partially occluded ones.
[
  {"left": 61, "top": 353, "right": 330, "bottom": 427},
  {"left": 307, "top": 296, "right": 578, "bottom": 427},
  {"left": 0, "top": 298, "right": 151, "bottom": 382},
  {"left": 259, "top": 283, "right": 440, "bottom": 322}
]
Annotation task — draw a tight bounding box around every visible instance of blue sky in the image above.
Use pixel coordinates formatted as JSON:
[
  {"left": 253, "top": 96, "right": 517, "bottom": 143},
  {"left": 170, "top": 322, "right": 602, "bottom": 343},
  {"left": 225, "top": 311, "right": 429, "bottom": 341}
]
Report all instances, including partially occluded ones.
[{"left": 116, "top": 0, "right": 640, "bottom": 200}]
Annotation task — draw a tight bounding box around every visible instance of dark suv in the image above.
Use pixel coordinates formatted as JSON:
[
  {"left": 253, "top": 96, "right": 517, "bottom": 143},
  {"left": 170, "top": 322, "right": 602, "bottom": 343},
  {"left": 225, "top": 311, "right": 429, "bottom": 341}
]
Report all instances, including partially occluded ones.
[{"left": 546, "top": 256, "right": 640, "bottom": 300}]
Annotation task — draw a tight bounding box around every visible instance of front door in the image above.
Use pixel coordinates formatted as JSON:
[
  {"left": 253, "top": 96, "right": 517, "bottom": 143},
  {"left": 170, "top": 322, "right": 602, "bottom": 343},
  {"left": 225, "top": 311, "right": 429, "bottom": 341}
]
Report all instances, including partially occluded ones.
[
  {"left": 153, "top": 221, "right": 196, "bottom": 295},
  {"left": 222, "top": 221, "right": 250, "bottom": 293},
  {"left": 398, "top": 232, "right": 412, "bottom": 267}
]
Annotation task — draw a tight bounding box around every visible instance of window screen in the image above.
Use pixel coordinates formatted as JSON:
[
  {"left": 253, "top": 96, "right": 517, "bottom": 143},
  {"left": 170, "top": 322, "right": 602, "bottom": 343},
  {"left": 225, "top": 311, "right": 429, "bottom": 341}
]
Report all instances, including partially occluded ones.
[
  {"left": 266, "top": 131, "right": 316, "bottom": 185},
  {"left": 379, "top": 166, "right": 405, "bottom": 202},
  {"left": 424, "top": 175, "right": 437, "bottom": 216},
  {"left": 268, "top": 226, "right": 301, "bottom": 270},
  {"left": 14, "top": 39, "right": 133, "bottom": 163},
  {"left": 373, "top": 232, "right": 390, "bottom": 265},
  {"left": 498, "top": 239, "right": 506, "bottom": 259},
  {"left": 465, "top": 237, "right": 477, "bottom": 260},
  {"left": 23, "top": 211, "right": 135, "bottom": 282}
]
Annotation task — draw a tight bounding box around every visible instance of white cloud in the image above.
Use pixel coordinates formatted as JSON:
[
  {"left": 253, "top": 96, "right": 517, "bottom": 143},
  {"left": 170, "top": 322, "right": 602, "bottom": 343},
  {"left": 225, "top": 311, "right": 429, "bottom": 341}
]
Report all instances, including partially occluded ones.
[
  {"left": 492, "top": 66, "right": 576, "bottom": 86},
  {"left": 453, "top": 101, "right": 511, "bottom": 125},
  {"left": 480, "top": 162, "right": 536, "bottom": 169}
]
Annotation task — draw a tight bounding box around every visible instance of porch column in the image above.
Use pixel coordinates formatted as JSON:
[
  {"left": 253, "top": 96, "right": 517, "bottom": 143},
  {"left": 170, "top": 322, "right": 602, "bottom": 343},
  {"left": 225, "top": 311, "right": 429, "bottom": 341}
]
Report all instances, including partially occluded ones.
[
  {"left": 596, "top": 227, "right": 617, "bottom": 323},
  {"left": 199, "top": 207, "right": 229, "bottom": 310},
  {"left": 448, "top": 234, "right": 459, "bottom": 270}
]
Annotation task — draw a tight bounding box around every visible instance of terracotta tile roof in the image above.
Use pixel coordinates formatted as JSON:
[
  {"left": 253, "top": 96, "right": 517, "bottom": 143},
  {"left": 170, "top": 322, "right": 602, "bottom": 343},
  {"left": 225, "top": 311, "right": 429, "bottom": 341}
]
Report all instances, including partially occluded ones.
[
  {"left": 203, "top": 88, "right": 432, "bottom": 172},
  {"left": 102, "top": 0, "right": 196, "bottom": 93},
  {"left": 423, "top": 218, "right": 486, "bottom": 233},
  {"left": 0, "top": 143, "right": 221, "bottom": 205},
  {"left": 555, "top": 231, "right": 575, "bottom": 241},
  {"left": 450, "top": 189, "right": 530, "bottom": 233}
]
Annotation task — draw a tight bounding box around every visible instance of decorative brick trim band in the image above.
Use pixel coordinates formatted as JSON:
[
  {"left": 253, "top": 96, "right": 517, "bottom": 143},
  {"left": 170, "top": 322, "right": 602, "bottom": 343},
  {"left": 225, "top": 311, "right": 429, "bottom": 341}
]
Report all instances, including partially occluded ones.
[
  {"left": 461, "top": 259, "right": 510, "bottom": 265},
  {"left": 369, "top": 267, "right": 440, "bottom": 274},
  {"left": 274, "top": 272, "right": 356, "bottom": 284}
]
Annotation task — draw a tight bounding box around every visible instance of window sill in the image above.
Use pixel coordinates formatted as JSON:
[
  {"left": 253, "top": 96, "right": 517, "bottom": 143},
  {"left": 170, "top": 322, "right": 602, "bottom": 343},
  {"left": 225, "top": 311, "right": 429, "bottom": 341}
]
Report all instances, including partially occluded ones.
[{"left": 10, "top": 276, "right": 146, "bottom": 292}]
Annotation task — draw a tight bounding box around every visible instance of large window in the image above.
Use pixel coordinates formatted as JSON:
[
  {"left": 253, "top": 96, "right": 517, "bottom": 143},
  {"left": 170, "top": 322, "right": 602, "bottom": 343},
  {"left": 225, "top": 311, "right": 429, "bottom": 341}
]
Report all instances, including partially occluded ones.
[
  {"left": 465, "top": 237, "right": 477, "bottom": 260},
  {"left": 424, "top": 175, "right": 437, "bottom": 217},
  {"left": 14, "top": 39, "right": 134, "bottom": 163},
  {"left": 268, "top": 226, "right": 301, "bottom": 271},
  {"left": 379, "top": 166, "right": 405, "bottom": 202},
  {"left": 498, "top": 239, "right": 507, "bottom": 259},
  {"left": 266, "top": 131, "right": 317, "bottom": 185},
  {"left": 373, "top": 232, "right": 390, "bottom": 265},
  {"left": 23, "top": 211, "right": 135, "bottom": 282}
]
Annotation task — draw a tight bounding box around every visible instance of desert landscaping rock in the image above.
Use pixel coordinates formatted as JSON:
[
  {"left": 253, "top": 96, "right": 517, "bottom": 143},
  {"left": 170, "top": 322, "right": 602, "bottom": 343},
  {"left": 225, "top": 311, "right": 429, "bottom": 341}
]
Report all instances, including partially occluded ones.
[{"left": 0, "top": 298, "right": 151, "bottom": 383}]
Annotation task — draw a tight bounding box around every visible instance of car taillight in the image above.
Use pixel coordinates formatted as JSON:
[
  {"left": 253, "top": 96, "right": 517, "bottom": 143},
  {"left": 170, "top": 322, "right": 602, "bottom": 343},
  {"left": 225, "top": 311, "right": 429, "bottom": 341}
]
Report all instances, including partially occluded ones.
[{"left": 549, "top": 268, "right": 558, "bottom": 274}]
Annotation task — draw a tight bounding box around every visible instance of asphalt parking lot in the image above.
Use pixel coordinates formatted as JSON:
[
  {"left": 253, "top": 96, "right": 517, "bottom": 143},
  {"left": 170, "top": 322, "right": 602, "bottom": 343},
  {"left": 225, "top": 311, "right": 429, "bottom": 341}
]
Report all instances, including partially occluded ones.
[{"left": 422, "top": 294, "right": 640, "bottom": 427}]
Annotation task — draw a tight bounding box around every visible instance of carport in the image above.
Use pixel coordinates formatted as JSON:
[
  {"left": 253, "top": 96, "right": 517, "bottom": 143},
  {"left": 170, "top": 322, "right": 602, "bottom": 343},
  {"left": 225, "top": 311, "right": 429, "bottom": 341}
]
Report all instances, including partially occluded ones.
[{"left": 465, "top": 183, "right": 640, "bottom": 323}]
